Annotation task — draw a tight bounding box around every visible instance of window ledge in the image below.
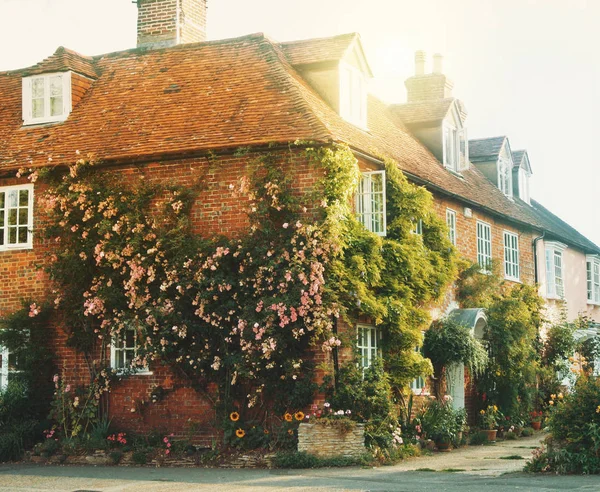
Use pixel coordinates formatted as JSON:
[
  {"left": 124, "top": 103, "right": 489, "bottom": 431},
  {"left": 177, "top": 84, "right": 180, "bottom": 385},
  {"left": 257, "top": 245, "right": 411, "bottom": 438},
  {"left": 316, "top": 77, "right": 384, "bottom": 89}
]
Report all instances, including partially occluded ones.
[
  {"left": 0, "top": 244, "right": 34, "bottom": 253},
  {"left": 545, "top": 295, "right": 565, "bottom": 301},
  {"left": 587, "top": 302, "right": 600, "bottom": 307},
  {"left": 410, "top": 388, "right": 430, "bottom": 396},
  {"left": 114, "top": 369, "right": 153, "bottom": 377},
  {"left": 504, "top": 276, "right": 521, "bottom": 284}
]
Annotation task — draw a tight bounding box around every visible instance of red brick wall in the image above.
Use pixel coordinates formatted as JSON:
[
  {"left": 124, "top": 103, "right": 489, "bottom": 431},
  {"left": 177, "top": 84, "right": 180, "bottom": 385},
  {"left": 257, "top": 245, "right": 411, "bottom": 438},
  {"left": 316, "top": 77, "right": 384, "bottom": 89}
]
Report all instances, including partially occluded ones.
[
  {"left": 0, "top": 149, "right": 323, "bottom": 444},
  {"left": 431, "top": 193, "right": 538, "bottom": 286}
]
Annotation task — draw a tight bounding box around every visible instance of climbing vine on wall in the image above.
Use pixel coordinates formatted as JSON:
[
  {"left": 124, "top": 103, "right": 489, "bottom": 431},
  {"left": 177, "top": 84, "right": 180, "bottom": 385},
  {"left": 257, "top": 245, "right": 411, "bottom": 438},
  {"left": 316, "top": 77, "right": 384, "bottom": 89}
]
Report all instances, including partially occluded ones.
[{"left": 14, "top": 143, "right": 458, "bottom": 414}]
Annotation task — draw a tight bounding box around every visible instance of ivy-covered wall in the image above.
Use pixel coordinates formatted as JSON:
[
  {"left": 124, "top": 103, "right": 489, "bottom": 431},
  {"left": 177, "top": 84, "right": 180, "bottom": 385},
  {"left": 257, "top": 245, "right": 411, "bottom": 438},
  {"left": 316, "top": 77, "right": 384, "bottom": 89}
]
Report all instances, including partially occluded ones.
[{"left": 1, "top": 142, "right": 460, "bottom": 442}]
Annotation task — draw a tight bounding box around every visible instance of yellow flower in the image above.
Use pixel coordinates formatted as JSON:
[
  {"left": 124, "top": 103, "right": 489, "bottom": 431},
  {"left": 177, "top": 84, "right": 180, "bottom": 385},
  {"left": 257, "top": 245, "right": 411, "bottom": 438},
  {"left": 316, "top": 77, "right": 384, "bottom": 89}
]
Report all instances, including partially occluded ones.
[
  {"left": 230, "top": 412, "right": 240, "bottom": 422},
  {"left": 493, "top": 405, "right": 498, "bottom": 412},
  {"left": 550, "top": 394, "right": 556, "bottom": 400},
  {"left": 558, "top": 393, "right": 563, "bottom": 400},
  {"left": 480, "top": 410, "right": 485, "bottom": 415},
  {"left": 284, "top": 412, "right": 293, "bottom": 422},
  {"left": 294, "top": 411, "right": 305, "bottom": 421},
  {"left": 287, "top": 429, "right": 294, "bottom": 435},
  {"left": 596, "top": 405, "right": 600, "bottom": 414},
  {"left": 549, "top": 400, "right": 554, "bottom": 406},
  {"left": 235, "top": 428, "right": 245, "bottom": 438}
]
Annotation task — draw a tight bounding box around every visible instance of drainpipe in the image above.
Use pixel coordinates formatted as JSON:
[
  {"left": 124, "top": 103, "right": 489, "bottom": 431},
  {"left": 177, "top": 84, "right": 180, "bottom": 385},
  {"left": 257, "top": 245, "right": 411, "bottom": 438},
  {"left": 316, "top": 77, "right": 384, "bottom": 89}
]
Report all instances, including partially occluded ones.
[{"left": 533, "top": 230, "right": 546, "bottom": 285}]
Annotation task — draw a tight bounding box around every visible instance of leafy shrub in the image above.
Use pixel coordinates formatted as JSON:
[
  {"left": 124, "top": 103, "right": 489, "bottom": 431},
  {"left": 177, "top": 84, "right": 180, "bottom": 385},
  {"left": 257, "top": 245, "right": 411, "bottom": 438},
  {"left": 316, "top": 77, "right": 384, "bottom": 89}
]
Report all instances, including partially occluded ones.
[
  {"left": 109, "top": 450, "right": 123, "bottom": 464},
  {"left": 132, "top": 450, "right": 148, "bottom": 465},
  {"left": 0, "top": 380, "right": 39, "bottom": 461},
  {"left": 521, "top": 427, "right": 534, "bottom": 437},
  {"left": 505, "top": 431, "right": 518, "bottom": 440},
  {"left": 272, "top": 451, "right": 371, "bottom": 468},
  {"left": 420, "top": 398, "right": 462, "bottom": 443},
  {"left": 468, "top": 431, "right": 489, "bottom": 446}
]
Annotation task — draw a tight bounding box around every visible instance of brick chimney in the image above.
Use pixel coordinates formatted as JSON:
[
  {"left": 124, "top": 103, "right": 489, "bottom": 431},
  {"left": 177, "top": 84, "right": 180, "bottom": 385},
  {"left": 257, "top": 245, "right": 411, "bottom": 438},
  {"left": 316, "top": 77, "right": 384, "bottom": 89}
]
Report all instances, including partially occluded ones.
[
  {"left": 136, "top": 0, "right": 207, "bottom": 49},
  {"left": 405, "top": 51, "right": 453, "bottom": 102}
]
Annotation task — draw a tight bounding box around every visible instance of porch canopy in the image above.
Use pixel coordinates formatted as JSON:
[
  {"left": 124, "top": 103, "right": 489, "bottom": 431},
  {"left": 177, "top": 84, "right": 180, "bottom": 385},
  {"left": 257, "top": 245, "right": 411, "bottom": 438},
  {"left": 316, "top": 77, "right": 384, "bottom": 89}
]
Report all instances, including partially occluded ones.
[{"left": 447, "top": 308, "right": 487, "bottom": 339}]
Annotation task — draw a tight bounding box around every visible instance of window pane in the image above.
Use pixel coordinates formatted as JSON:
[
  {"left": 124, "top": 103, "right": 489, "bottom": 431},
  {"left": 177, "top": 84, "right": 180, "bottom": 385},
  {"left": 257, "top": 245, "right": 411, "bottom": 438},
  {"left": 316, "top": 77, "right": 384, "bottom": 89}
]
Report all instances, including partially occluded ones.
[
  {"left": 7, "top": 190, "right": 17, "bottom": 208},
  {"left": 124, "top": 329, "right": 135, "bottom": 349},
  {"left": 19, "top": 189, "right": 29, "bottom": 206},
  {"left": 49, "top": 76, "right": 62, "bottom": 96},
  {"left": 8, "top": 209, "right": 17, "bottom": 226},
  {"left": 32, "top": 78, "right": 44, "bottom": 98},
  {"left": 0, "top": 192, "right": 4, "bottom": 208},
  {"left": 18, "top": 227, "right": 28, "bottom": 243},
  {"left": 50, "top": 96, "right": 63, "bottom": 116},
  {"left": 32, "top": 98, "right": 45, "bottom": 118},
  {"left": 8, "top": 228, "right": 16, "bottom": 244},
  {"left": 18, "top": 208, "right": 28, "bottom": 225}
]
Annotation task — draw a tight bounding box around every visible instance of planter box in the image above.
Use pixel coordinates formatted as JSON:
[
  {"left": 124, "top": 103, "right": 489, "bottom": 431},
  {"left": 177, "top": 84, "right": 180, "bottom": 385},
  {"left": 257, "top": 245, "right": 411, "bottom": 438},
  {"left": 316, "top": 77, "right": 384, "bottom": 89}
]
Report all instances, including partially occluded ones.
[{"left": 297, "top": 422, "right": 365, "bottom": 458}]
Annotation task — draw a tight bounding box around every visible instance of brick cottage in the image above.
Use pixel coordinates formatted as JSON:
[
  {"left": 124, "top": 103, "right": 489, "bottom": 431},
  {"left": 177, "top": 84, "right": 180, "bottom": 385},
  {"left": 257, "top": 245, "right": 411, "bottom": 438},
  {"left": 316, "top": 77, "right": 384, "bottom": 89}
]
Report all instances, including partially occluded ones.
[{"left": 1, "top": 0, "right": 599, "bottom": 442}]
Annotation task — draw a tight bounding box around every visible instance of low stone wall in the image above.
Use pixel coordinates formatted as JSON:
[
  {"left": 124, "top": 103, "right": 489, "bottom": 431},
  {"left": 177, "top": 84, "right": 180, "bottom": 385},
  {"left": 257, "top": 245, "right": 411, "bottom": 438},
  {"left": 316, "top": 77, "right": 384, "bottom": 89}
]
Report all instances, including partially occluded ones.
[{"left": 297, "top": 422, "right": 365, "bottom": 458}]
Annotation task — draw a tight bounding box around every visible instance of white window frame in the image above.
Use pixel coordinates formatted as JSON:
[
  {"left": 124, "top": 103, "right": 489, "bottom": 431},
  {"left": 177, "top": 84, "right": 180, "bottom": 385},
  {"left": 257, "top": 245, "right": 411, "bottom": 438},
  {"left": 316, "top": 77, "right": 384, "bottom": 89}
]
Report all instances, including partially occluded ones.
[
  {"left": 442, "top": 122, "right": 460, "bottom": 172},
  {"left": 356, "top": 324, "right": 381, "bottom": 371},
  {"left": 497, "top": 157, "right": 513, "bottom": 198},
  {"left": 411, "top": 219, "right": 423, "bottom": 236},
  {"left": 409, "top": 340, "right": 429, "bottom": 395},
  {"left": 355, "top": 170, "right": 386, "bottom": 236},
  {"left": 446, "top": 209, "right": 457, "bottom": 245},
  {"left": 339, "top": 61, "right": 367, "bottom": 128},
  {"left": 587, "top": 255, "right": 600, "bottom": 306},
  {"left": 0, "top": 184, "right": 34, "bottom": 251},
  {"left": 476, "top": 221, "right": 492, "bottom": 272},
  {"left": 22, "top": 71, "right": 72, "bottom": 126},
  {"left": 0, "top": 345, "right": 9, "bottom": 391},
  {"left": 110, "top": 326, "right": 151, "bottom": 375},
  {"left": 503, "top": 231, "right": 520, "bottom": 281},
  {"left": 545, "top": 241, "right": 567, "bottom": 299}
]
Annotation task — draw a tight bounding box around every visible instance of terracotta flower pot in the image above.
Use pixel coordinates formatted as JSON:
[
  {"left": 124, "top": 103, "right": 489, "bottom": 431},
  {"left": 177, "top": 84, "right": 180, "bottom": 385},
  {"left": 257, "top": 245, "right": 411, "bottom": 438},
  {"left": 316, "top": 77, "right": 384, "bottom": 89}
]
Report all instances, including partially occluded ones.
[
  {"left": 435, "top": 440, "right": 452, "bottom": 452},
  {"left": 485, "top": 429, "right": 497, "bottom": 442},
  {"left": 531, "top": 421, "right": 541, "bottom": 430}
]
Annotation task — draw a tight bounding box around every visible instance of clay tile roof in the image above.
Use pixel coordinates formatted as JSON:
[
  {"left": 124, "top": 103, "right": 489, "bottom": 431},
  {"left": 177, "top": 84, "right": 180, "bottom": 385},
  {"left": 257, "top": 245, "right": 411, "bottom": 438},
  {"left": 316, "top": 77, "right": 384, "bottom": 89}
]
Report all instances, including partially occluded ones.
[
  {"left": 389, "top": 98, "right": 455, "bottom": 125},
  {"left": 22, "top": 46, "right": 98, "bottom": 79},
  {"left": 280, "top": 32, "right": 363, "bottom": 67},
  {"left": 468, "top": 136, "right": 507, "bottom": 162},
  {"left": 0, "top": 33, "right": 332, "bottom": 169}
]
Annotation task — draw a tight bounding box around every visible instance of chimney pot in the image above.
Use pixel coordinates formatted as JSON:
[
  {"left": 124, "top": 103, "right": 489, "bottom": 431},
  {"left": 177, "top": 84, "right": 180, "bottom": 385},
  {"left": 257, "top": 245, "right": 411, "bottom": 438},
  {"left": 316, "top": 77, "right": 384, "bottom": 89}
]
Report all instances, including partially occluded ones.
[
  {"left": 433, "top": 53, "right": 443, "bottom": 74},
  {"left": 414, "top": 50, "right": 426, "bottom": 76}
]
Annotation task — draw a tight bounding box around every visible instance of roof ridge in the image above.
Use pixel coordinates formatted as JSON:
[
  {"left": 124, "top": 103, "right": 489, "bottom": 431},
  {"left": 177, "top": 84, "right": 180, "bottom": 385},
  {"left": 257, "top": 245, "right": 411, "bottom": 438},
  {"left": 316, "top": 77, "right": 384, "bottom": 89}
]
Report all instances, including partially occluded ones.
[
  {"left": 279, "top": 32, "right": 358, "bottom": 47},
  {"left": 263, "top": 37, "right": 334, "bottom": 143}
]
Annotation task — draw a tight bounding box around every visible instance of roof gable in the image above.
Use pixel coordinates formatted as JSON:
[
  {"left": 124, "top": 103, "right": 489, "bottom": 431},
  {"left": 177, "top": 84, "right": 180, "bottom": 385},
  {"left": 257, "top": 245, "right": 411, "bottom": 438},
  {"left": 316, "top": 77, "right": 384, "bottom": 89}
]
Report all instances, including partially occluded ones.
[
  {"left": 512, "top": 149, "right": 532, "bottom": 174},
  {"left": 469, "top": 136, "right": 507, "bottom": 162},
  {"left": 21, "top": 46, "right": 98, "bottom": 80}
]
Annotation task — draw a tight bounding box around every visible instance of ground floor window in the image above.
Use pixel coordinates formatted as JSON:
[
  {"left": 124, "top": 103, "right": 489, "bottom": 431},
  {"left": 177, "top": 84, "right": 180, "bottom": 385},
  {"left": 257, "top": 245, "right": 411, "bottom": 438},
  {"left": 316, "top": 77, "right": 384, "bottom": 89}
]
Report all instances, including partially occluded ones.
[
  {"left": 356, "top": 324, "right": 381, "bottom": 370},
  {"left": 0, "top": 345, "right": 17, "bottom": 390},
  {"left": 110, "top": 326, "right": 149, "bottom": 374}
]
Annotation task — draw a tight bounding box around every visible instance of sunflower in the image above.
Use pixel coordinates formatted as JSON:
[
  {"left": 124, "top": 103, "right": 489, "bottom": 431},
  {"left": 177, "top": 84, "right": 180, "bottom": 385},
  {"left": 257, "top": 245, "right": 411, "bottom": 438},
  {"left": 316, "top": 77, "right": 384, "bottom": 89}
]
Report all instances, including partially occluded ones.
[
  {"left": 287, "top": 429, "right": 294, "bottom": 435},
  {"left": 294, "top": 411, "right": 305, "bottom": 421},
  {"left": 264, "top": 429, "right": 269, "bottom": 435},
  {"left": 235, "top": 428, "right": 245, "bottom": 438},
  {"left": 230, "top": 411, "right": 240, "bottom": 422},
  {"left": 284, "top": 412, "right": 293, "bottom": 422}
]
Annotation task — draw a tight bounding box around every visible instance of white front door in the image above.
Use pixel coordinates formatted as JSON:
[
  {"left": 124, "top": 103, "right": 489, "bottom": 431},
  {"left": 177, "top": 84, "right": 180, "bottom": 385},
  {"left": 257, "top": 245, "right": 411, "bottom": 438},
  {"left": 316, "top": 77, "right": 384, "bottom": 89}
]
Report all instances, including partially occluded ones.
[{"left": 447, "top": 363, "right": 465, "bottom": 409}]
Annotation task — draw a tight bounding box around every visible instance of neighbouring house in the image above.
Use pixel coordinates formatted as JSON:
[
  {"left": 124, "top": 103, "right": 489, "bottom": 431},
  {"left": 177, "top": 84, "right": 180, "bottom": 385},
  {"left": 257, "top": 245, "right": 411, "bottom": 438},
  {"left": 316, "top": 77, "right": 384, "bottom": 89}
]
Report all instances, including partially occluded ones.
[{"left": 1, "top": 0, "right": 599, "bottom": 439}]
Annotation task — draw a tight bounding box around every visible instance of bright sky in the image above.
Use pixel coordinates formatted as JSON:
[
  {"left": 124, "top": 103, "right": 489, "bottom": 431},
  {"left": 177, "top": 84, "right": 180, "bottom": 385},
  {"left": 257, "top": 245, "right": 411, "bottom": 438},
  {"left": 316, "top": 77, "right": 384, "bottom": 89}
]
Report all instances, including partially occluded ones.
[{"left": 1, "top": 0, "right": 599, "bottom": 245}]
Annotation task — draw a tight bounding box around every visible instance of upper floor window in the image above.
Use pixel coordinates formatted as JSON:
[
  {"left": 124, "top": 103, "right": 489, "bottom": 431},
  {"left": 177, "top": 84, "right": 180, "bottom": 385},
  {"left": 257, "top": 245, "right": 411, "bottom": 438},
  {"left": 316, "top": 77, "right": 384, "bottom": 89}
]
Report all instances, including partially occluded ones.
[
  {"left": 339, "top": 62, "right": 367, "bottom": 128},
  {"left": 356, "top": 170, "right": 386, "bottom": 236},
  {"left": 412, "top": 219, "right": 423, "bottom": 236},
  {"left": 587, "top": 255, "right": 600, "bottom": 305},
  {"left": 446, "top": 209, "right": 456, "bottom": 245},
  {"left": 443, "top": 125, "right": 468, "bottom": 173},
  {"left": 545, "top": 242, "right": 567, "bottom": 299},
  {"left": 498, "top": 157, "right": 513, "bottom": 198},
  {"left": 0, "top": 184, "right": 34, "bottom": 251},
  {"left": 357, "top": 324, "right": 381, "bottom": 371},
  {"left": 22, "top": 72, "right": 72, "bottom": 125},
  {"left": 476, "top": 221, "right": 492, "bottom": 272},
  {"left": 110, "top": 326, "right": 150, "bottom": 374},
  {"left": 503, "top": 231, "right": 520, "bottom": 281}
]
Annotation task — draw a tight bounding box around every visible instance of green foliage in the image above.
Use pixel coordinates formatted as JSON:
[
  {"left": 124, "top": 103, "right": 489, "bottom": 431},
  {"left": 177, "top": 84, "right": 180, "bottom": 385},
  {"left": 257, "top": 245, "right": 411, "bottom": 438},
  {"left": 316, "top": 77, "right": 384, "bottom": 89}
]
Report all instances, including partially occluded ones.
[
  {"left": 477, "top": 282, "right": 544, "bottom": 418},
  {"left": 326, "top": 359, "right": 394, "bottom": 422},
  {"left": 468, "top": 430, "right": 490, "bottom": 446},
  {"left": 423, "top": 318, "right": 487, "bottom": 397},
  {"left": 272, "top": 451, "right": 372, "bottom": 468},
  {"left": 0, "top": 380, "right": 39, "bottom": 461},
  {"left": 132, "top": 450, "right": 148, "bottom": 465},
  {"left": 420, "top": 399, "right": 464, "bottom": 443}
]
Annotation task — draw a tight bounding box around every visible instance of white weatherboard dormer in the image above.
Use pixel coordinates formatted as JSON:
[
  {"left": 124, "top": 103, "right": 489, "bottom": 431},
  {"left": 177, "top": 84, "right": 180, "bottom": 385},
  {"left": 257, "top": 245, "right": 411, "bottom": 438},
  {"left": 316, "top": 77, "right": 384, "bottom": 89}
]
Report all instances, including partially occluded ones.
[
  {"left": 339, "top": 60, "right": 367, "bottom": 128},
  {"left": 22, "top": 71, "right": 72, "bottom": 125},
  {"left": 442, "top": 101, "right": 468, "bottom": 173}
]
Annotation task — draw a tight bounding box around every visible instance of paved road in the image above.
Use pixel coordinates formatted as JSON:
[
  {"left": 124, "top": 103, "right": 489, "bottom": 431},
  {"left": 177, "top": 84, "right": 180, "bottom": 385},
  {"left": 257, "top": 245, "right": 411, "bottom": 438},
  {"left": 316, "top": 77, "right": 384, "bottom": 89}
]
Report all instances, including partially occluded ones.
[{"left": 1, "top": 433, "right": 599, "bottom": 491}]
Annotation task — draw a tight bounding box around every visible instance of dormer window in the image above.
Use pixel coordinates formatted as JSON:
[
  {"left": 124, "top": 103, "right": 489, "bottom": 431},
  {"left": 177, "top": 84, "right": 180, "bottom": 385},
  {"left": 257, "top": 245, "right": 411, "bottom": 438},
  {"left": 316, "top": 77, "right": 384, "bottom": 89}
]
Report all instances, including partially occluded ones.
[
  {"left": 339, "top": 62, "right": 367, "bottom": 128},
  {"left": 518, "top": 168, "right": 531, "bottom": 204},
  {"left": 22, "top": 72, "right": 72, "bottom": 125},
  {"left": 443, "top": 123, "right": 467, "bottom": 173},
  {"left": 498, "top": 157, "right": 513, "bottom": 198}
]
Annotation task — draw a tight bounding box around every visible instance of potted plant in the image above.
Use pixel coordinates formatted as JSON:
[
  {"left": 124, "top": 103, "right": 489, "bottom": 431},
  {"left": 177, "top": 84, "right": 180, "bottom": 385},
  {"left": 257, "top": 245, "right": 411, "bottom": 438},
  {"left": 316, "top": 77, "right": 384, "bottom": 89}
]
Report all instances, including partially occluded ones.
[
  {"left": 421, "top": 397, "right": 460, "bottom": 451},
  {"left": 479, "top": 405, "right": 500, "bottom": 441},
  {"left": 530, "top": 410, "right": 543, "bottom": 430}
]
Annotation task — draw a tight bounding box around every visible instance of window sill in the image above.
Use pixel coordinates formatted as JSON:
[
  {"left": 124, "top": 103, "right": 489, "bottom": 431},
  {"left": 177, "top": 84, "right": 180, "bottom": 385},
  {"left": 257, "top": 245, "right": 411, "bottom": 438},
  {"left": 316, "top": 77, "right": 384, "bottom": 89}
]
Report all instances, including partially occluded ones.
[
  {"left": 587, "top": 302, "right": 600, "bottom": 307},
  {"left": 0, "top": 244, "right": 34, "bottom": 252},
  {"left": 113, "top": 369, "right": 153, "bottom": 377},
  {"left": 504, "top": 276, "right": 521, "bottom": 284},
  {"left": 545, "top": 295, "right": 565, "bottom": 301}
]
